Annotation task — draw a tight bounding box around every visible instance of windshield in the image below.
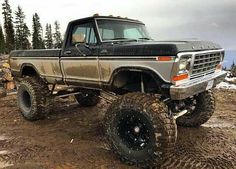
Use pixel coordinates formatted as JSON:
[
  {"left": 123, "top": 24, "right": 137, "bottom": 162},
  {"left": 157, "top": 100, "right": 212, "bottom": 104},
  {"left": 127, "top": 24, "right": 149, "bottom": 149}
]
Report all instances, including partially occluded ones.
[{"left": 96, "top": 19, "right": 152, "bottom": 41}]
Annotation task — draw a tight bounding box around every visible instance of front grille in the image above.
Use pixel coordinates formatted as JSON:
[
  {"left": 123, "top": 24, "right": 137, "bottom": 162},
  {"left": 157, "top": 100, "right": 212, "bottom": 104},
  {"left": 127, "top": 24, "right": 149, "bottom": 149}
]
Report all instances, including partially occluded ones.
[{"left": 190, "top": 52, "right": 222, "bottom": 79}]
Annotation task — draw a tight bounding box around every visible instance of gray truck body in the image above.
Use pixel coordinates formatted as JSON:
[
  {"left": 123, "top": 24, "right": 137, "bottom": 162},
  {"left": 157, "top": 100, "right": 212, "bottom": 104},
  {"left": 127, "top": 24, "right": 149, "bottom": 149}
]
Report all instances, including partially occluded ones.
[{"left": 9, "top": 16, "right": 227, "bottom": 100}]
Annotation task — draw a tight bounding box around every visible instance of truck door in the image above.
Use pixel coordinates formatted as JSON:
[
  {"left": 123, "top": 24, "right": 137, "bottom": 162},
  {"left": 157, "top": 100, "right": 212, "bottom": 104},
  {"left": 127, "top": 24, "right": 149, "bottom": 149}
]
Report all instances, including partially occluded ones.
[{"left": 61, "top": 21, "right": 100, "bottom": 88}]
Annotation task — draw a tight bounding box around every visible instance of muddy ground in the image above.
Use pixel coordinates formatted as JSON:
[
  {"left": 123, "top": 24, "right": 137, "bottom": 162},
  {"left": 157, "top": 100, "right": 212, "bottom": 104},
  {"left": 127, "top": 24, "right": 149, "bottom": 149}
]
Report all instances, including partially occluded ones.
[{"left": 0, "top": 89, "right": 235, "bottom": 169}]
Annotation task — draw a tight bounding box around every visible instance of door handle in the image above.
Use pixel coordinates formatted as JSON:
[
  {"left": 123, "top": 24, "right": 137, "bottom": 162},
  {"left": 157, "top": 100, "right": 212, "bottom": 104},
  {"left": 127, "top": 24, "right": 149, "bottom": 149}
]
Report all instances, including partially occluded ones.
[{"left": 64, "top": 50, "right": 72, "bottom": 55}]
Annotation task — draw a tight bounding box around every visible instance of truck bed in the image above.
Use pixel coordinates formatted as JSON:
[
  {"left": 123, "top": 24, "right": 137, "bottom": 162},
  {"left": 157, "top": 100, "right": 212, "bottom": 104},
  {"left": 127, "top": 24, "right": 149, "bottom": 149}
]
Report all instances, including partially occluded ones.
[{"left": 10, "top": 49, "right": 63, "bottom": 84}]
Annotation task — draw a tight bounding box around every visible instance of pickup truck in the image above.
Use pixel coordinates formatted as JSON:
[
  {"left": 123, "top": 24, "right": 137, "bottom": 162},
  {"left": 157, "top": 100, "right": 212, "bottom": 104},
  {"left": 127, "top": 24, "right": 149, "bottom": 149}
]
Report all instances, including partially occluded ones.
[{"left": 10, "top": 15, "right": 227, "bottom": 168}]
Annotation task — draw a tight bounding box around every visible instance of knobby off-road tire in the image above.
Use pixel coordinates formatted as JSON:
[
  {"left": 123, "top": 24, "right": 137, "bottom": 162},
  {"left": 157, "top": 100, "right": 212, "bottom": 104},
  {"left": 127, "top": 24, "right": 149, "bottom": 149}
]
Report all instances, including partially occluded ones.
[
  {"left": 104, "top": 93, "right": 177, "bottom": 168},
  {"left": 75, "top": 90, "right": 100, "bottom": 107},
  {"left": 17, "top": 77, "right": 52, "bottom": 121},
  {"left": 176, "top": 90, "right": 215, "bottom": 127}
]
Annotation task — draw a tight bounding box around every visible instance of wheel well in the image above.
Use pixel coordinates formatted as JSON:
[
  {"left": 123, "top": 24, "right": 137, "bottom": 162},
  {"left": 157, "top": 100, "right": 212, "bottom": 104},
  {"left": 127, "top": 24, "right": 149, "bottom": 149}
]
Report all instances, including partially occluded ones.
[
  {"left": 21, "top": 66, "right": 38, "bottom": 77},
  {"left": 111, "top": 70, "right": 164, "bottom": 95}
]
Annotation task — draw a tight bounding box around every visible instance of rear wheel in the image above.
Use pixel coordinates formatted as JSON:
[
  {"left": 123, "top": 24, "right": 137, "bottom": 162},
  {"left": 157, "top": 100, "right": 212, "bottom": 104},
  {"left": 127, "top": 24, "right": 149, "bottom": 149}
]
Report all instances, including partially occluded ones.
[
  {"left": 17, "top": 78, "right": 52, "bottom": 121},
  {"left": 104, "top": 93, "right": 177, "bottom": 168},
  {"left": 176, "top": 90, "right": 215, "bottom": 127}
]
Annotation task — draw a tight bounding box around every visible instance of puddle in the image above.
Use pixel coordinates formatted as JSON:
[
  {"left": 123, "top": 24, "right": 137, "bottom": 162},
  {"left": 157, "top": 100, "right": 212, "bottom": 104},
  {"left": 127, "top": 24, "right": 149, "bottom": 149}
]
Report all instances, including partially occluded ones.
[
  {"left": 203, "top": 117, "right": 235, "bottom": 129},
  {"left": 203, "top": 123, "right": 235, "bottom": 129},
  {"left": 0, "top": 135, "right": 8, "bottom": 141},
  {"left": 0, "top": 150, "right": 10, "bottom": 155},
  {"left": 0, "top": 161, "right": 13, "bottom": 169}
]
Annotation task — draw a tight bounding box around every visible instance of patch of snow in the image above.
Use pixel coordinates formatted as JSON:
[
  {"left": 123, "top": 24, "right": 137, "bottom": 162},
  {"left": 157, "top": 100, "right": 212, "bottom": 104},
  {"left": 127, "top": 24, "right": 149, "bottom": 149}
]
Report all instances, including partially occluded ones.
[
  {"left": 216, "top": 82, "right": 236, "bottom": 90},
  {"left": 225, "top": 77, "right": 236, "bottom": 82}
]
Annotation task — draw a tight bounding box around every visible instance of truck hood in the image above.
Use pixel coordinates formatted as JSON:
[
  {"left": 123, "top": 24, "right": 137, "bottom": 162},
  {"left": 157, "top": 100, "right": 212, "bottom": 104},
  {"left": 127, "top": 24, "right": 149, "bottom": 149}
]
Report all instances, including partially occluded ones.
[{"left": 101, "top": 40, "right": 222, "bottom": 56}]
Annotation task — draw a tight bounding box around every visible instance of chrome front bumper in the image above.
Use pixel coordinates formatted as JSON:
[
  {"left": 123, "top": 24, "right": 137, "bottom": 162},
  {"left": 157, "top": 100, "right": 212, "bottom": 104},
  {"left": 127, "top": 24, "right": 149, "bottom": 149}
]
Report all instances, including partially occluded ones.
[{"left": 170, "top": 71, "right": 227, "bottom": 100}]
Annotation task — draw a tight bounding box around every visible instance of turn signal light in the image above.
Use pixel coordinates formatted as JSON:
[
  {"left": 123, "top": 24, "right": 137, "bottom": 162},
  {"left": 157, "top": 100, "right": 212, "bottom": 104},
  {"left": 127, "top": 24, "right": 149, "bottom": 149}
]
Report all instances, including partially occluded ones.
[
  {"left": 172, "top": 74, "right": 189, "bottom": 81},
  {"left": 156, "top": 56, "right": 173, "bottom": 61}
]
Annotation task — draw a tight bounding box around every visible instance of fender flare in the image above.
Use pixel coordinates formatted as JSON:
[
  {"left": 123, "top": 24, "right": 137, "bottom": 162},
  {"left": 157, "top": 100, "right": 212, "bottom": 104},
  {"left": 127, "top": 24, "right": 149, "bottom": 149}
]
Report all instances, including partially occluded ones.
[
  {"left": 20, "top": 63, "right": 40, "bottom": 77},
  {"left": 108, "top": 66, "right": 168, "bottom": 88}
]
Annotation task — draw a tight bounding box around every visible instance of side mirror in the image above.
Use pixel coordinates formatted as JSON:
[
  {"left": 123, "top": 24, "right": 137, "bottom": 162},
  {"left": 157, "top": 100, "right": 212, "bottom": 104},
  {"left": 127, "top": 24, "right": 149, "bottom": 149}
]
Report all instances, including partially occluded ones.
[{"left": 72, "top": 33, "right": 86, "bottom": 44}]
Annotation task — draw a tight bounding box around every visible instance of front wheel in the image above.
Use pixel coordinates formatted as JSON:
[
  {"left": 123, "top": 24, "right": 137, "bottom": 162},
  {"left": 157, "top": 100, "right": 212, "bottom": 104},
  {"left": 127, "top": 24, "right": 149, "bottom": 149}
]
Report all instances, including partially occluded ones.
[
  {"left": 176, "top": 90, "right": 215, "bottom": 127},
  {"left": 104, "top": 93, "right": 177, "bottom": 168}
]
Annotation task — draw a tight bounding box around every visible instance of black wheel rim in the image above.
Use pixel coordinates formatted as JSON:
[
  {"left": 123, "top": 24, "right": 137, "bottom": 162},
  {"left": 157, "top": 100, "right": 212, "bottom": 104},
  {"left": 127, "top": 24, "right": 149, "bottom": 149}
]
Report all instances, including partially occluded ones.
[{"left": 115, "top": 110, "right": 153, "bottom": 151}]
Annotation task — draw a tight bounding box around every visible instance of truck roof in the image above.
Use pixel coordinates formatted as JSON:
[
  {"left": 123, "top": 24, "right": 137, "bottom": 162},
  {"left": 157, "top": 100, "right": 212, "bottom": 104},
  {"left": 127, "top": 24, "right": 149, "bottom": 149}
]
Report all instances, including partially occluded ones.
[{"left": 70, "top": 15, "right": 144, "bottom": 25}]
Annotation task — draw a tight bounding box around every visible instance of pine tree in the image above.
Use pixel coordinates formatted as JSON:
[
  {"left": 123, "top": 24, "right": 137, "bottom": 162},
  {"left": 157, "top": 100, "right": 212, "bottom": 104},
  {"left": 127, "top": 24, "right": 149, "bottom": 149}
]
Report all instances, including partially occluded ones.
[
  {"left": 230, "top": 61, "right": 236, "bottom": 77},
  {"left": 53, "top": 21, "right": 62, "bottom": 48},
  {"left": 14, "top": 6, "right": 30, "bottom": 50},
  {"left": 2, "top": 0, "right": 15, "bottom": 53},
  {"left": 45, "top": 23, "right": 53, "bottom": 49},
  {"left": 231, "top": 61, "right": 235, "bottom": 70},
  {"left": 32, "top": 13, "right": 44, "bottom": 49},
  {"left": 22, "top": 23, "right": 31, "bottom": 49},
  {"left": 0, "top": 25, "right": 5, "bottom": 54}
]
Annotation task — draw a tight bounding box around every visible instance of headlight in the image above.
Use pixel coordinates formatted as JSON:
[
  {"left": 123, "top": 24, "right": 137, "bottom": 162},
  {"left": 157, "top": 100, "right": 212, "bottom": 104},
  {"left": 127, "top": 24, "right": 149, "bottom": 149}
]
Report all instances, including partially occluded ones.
[
  {"left": 173, "top": 55, "right": 192, "bottom": 84},
  {"left": 179, "top": 60, "right": 188, "bottom": 70},
  {"left": 178, "top": 57, "right": 191, "bottom": 72}
]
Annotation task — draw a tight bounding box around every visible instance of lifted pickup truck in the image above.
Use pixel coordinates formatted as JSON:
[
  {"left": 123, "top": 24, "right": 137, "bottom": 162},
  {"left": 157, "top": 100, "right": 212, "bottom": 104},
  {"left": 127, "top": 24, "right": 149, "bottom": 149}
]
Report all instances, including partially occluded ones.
[{"left": 10, "top": 15, "right": 227, "bottom": 168}]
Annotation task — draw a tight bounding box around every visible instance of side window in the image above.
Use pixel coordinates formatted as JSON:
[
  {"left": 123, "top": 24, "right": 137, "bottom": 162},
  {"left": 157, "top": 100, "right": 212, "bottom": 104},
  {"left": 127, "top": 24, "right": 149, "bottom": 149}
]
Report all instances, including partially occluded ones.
[{"left": 71, "top": 23, "right": 97, "bottom": 45}]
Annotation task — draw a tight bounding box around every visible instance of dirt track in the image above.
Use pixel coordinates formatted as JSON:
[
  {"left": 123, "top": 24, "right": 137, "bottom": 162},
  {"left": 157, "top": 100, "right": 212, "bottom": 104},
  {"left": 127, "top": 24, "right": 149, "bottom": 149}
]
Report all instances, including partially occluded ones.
[{"left": 0, "top": 89, "right": 235, "bottom": 169}]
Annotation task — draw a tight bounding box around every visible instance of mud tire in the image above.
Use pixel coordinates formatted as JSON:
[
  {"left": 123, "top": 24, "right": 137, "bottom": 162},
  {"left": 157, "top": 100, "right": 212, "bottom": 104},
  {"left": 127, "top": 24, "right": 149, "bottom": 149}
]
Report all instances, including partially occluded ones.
[
  {"left": 176, "top": 90, "right": 215, "bottom": 127},
  {"left": 17, "top": 77, "right": 52, "bottom": 121},
  {"left": 75, "top": 90, "right": 100, "bottom": 107},
  {"left": 104, "top": 93, "right": 177, "bottom": 168}
]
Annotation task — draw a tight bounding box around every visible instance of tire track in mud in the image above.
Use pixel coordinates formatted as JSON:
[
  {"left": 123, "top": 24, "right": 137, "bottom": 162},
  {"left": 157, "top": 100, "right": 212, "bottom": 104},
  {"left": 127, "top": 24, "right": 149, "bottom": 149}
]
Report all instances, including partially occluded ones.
[
  {"left": 159, "top": 127, "right": 236, "bottom": 169},
  {"left": 0, "top": 136, "right": 46, "bottom": 165}
]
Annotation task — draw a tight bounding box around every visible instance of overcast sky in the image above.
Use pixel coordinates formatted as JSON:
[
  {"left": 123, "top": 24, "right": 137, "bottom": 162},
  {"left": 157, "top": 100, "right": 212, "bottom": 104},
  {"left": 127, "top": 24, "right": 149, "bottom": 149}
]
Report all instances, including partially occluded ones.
[{"left": 0, "top": 0, "right": 236, "bottom": 50}]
